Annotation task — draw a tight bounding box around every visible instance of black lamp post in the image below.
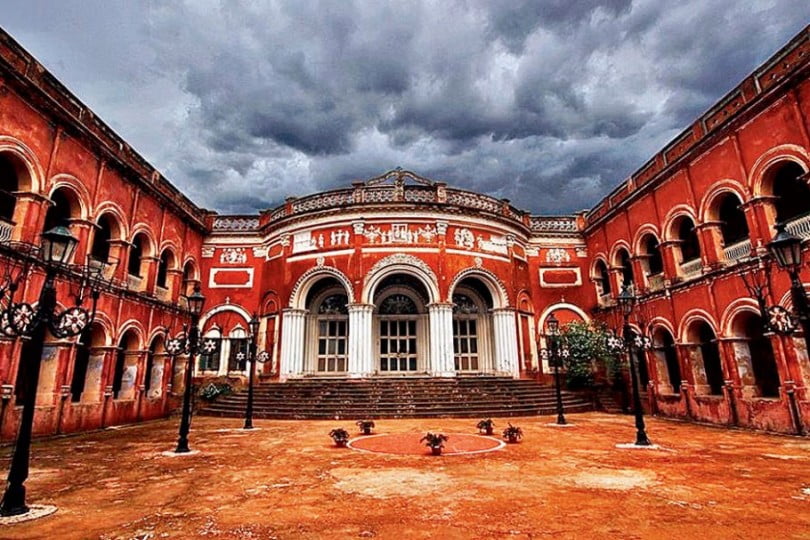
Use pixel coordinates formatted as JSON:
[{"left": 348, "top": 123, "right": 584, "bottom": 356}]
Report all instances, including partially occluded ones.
[
  {"left": 543, "top": 313, "right": 569, "bottom": 425},
  {"left": 243, "top": 314, "right": 260, "bottom": 430},
  {"left": 0, "top": 226, "right": 106, "bottom": 516},
  {"left": 166, "top": 286, "right": 205, "bottom": 454},
  {"left": 616, "top": 284, "right": 652, "bottom": 446},
  {"left": 767, "top": 223, "right": 810, "bottom": 352}
]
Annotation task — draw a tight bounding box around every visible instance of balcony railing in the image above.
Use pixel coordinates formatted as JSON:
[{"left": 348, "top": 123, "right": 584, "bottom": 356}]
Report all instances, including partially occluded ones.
[
  {"left": 0, "top": 218, "right": 13, "bottom": 243},
  {"left": 722, "top": 238, "right": 752, "bottom": 264},
  {"left": 647, "top": 273, "right": 665, "bottom": 292},
  {"left": 679, "top": 258, "right": 702, "bottom": 279},
  {"left": 785, "top": 212, "right": 810, "bottom": 240}
]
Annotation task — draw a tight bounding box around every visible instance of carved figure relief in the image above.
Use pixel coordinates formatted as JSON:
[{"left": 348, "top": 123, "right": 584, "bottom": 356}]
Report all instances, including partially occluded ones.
[
  {"left": 220, "top": 247, "right": 247, "bottom": 264},
  {"left": 454, "top": 227, "right": 475, "bottom": 249},
  {"left": 545, "top": 248, "right": 571, "bottom": 265},
  {"left": 362, "top": 223, "right": 438, "bottom": 244},
  {"left": 476, "top": 234, "right": 508, "bottom": 254}
]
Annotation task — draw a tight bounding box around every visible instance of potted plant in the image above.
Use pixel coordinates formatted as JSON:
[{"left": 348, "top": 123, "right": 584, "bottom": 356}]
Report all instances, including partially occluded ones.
[
  {"left": 476, "top": 418, "right": 495, "bottom": 436},
  {"left": 503, "top": 423, "right": 523, "bottom": 444},
  {"left": 421, "top": 432, "right": 449, "bottom": 456},
  {"left": 356, "top": 419, "right": 375, "bottom": 435},
  {"left": 329, "top": 428, "right": 350, "bottom": 447}
]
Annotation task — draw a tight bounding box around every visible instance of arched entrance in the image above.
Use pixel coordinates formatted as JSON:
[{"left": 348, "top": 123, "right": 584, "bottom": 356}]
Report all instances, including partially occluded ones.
[
  {"left": 685, "top": 320, "right": 724, "bottom": 396},
  {"left": 373, "top": 274, "right": 430, "bottom": 374},
  {"left": 451, "top": 278, "right": 495, "bottom": 373},
  {"left": 729, "top": 311, "right": 780, "bottom": 398},
  {"left": 304, "top": 277, "right": 350, "bottom": 374}
]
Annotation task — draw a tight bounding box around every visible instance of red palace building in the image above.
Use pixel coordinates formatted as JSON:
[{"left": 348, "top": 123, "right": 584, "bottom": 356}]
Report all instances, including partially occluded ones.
[{"left": 0, "top": 26, "right": 809, "bottom": 439}]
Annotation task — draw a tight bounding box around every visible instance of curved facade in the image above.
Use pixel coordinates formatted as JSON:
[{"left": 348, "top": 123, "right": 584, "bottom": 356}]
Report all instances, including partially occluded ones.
[
  {"left": 201, "top": 170, "right": 589, "bottom": 382},
  {"left": 0, "top": 26, "right": 809, "bottom": 438}
]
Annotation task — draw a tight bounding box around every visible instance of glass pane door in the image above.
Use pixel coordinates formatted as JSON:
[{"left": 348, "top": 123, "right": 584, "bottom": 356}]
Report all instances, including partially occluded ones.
[
  {"left": 379, "top": 318, "right": 417, "bottom": 372},
  {"left": 453, "top": 318, "right": 479, "bottom": 371}
]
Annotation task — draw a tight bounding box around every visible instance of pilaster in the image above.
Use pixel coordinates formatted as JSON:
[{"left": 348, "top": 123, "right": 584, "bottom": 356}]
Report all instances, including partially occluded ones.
[
  {"left": 279, "top": 308, "right": 307, "bottom": 380},
  {"left": 492, "top": 308, "right": 519, "bottom": 378},
  {"left": 347, "top": 303, "right": 374, "bottom": 377},
  {"left": 428, "top": 303, "right": 455, "bottom": 377}
]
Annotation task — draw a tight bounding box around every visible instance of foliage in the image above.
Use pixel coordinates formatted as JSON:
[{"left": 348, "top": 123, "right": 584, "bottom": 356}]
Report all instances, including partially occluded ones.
[
  {"left": 329, "top": 428, "right": 350, "bottom": 445},
  {"left": 476, "top": 418, "right": 495, "bottom": 432},
  {"left": 420, "top": 432, "right": 449, "bottom": 448},
  {"left": 198, "top": 382, "right": 232, "bottom": 402},
  {"left": 502, "top": 423, "right": 523, "bottom": 441},
  {"left": 356, "top": 419, "right": 375, "bottom": 432},
  {"left": 559, "top": 321, "right": 622, "bottom": 390}
]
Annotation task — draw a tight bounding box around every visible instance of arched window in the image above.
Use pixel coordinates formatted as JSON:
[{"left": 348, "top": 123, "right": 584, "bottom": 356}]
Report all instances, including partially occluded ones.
[
  {"left": 772, "top": 161, "right": 810, "bottom": 224},
  {"left": 90, "top": 214, "right": 115, "bottom": 263},
  {"left": 677, "top": 218, "right": 700, "bottom": 262},
  {"left": 716, "top": 193, "right": 749, "bottom": 245},
  {"left": 227, "top": 327, "right": 249, "bottom": 373},
  {"left": 617, "top": 249, "right": 634, "bottom": 288},
  {"left": 731, "top": 312, "right": 780, "bottom": 398},
  {"left": 686, "top": 321, "right": 724, "bottom": 396},
  {"left": 145, "top": 336, "right": 166, "bottom": 399},
  {"left": 593, "top": 260, "right": 612, "bottom": 297},
  {"left": 198, "top": 328, "right": 222, "bottom": 373},
  {"left": 451, "top": 277, "right": 494, "bottom": 374},
  {"left": 113, "top": 330, "right": 139, "bottom": 400},
  {"left": 71, "top": 323, "right": 106, "bottom": 402},
  {"left": 182, "top": 261, "right": 197, "bottom": 296},
  {"left": 0, "top": 153, "right": 19, "bottom": 224},
  {"left": 156, "top": 249, "right": 174, "bottom": 289},
  {"left": 316, "top": 294, "right": 349, "bottom": 373},
  {"left": 672, "top": 216, "right": 701, "bottom": 278},
  {"left": 652, "top": 327, "right": 681, "bottom": 394},
  {"left": 638, "top": 234, "right": 664, "bottom": 291},
  {"left": 43, "top": 188, "right": 76, "bottom": 232},
  {"left": 128, "top": 234, "right": 146, "bottom": 277}
]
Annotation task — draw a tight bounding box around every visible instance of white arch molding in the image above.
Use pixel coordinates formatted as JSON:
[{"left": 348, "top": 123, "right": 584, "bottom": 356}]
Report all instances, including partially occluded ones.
[
  {"left": 289, "top": 265, "right": 355, "bottom": 309},
  {"left": 361, "top": 253, "right": 439, "bottom": 304},
  {"left": 446, "top": 266, "right": 509, "bottom": 308},
  {"left": 536, "top": 303, "right": 590, "bottom": 332},
  {"left": 199, "top": 303, "right": 252, "bottom": 330}
]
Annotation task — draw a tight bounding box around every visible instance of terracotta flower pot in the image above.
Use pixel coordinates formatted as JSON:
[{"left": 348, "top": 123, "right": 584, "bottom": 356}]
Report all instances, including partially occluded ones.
[
  {"left": 485, "top": 427, "right": 494, "bottom": 436},
  {"left": 431, "top": 446, "right": 442, "bottom": 456},
  {"left": 508, "top": 435, "right": 519, "bottom": 444},
  {"left": 362, "top": 427, "right": 372, "bottom": 435}
]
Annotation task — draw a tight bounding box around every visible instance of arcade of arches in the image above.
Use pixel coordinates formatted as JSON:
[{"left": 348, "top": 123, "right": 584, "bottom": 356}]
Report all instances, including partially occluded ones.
[{"left": 1, "top": 25, "right": 810, "bottom": 441}]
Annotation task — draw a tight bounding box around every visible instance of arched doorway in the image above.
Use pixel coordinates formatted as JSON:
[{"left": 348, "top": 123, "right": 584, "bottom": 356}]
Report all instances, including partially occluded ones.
[
  {"left": 304, "top": 277, "right": 350, "bottom": 374},
  {"left": 685, "top": 320, "right": 724, "bottom": 396},
  {"left": 373, "top": 274, "right": 430, "bottom": 374},
  {"left": 730, "top": 311, "right": 780, "bottom": 398},
  {"left": 451, "top": 278, "right": 494, "bottom": 373},
  {"left": 71, "top": 323, "right": 107, "bottom": 402},
  {"left": 652, "top": 326, "right": 681, "bottom": 394}
]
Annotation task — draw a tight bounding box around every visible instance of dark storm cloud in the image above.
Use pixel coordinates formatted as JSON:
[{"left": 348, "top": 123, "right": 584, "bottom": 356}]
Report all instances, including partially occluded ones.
[{"left": 2, "top": 1, "right": 809, "bottom": 214}]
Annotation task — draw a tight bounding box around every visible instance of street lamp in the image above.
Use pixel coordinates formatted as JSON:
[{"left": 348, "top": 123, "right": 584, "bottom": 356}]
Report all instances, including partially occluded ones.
[
  {"left": 615, "top": 284, "right": 652, "bottom": 446},
  {"left": 244, "top": 314, "right": 260, "bottom": 430},
  {"left": 0, "top": 227, "right": 108, "bottom": 516},
  {"left": 767, "top": 223, "right": 810, "bottom": 349},
  {"left": 166, "top": 286, "right": 206, "bottom": 454},
  {"left": 541, "top": 313, "right": 569, "bottom": 425}
]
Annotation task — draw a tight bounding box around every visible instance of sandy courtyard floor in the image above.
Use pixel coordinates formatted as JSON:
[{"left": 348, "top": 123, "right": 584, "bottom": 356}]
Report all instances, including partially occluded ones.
[{"left": 1, "top": 412, "right": 809, "bottom": 539}]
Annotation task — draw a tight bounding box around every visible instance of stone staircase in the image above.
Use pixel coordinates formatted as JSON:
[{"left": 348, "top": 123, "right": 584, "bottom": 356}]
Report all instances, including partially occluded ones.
[{"left": 199, "top": 376, "right": 594, "bottom": 419}]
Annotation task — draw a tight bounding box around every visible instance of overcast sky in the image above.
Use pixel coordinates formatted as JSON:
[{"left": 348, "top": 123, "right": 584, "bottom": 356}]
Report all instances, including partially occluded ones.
[{"left": 3, "top": 1, "right": 808, "bottom": 214}]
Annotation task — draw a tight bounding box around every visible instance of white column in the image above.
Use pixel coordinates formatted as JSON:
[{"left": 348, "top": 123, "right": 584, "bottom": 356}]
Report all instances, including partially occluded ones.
[
  {"left": 493, "top": 308, "right": 520, "bottom": 378},
  {"left": 428, "top": 303, "right": 455, "bottom": 377},
  {"left": 348, "top": 303, "right": 374, "bottom": 378},
  {"left": 279, "top": 308, "right": 307, "bottom": 381}
]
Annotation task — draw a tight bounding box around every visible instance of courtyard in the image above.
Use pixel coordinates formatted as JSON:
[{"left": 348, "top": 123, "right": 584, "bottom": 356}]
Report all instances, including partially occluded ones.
[{"left": 0, "top": 412, "right": 808, "bottom": 539}]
